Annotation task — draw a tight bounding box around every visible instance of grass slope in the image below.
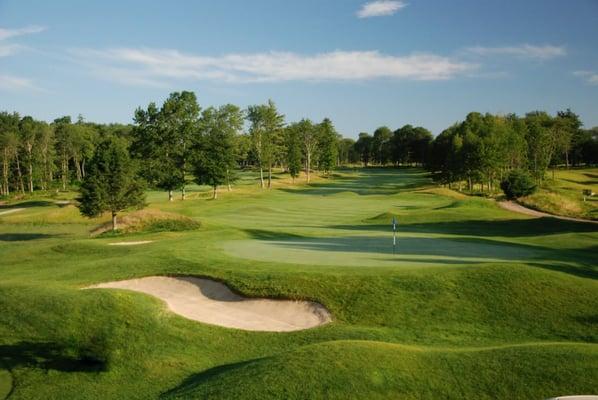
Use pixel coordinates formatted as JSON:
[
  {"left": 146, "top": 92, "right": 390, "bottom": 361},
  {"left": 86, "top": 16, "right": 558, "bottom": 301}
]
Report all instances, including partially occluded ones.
[
  {"left": 164, "top": 340, "right": 598, "bottom": 400},
  {"left": 0, "top": 168, "right": 597, "bottom": 399}
]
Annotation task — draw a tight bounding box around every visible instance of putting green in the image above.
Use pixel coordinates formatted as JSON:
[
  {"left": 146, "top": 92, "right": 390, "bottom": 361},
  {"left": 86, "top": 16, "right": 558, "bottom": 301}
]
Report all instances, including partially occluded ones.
[{"left": 222, "top": 234, "right": 547, "bottom": 267}]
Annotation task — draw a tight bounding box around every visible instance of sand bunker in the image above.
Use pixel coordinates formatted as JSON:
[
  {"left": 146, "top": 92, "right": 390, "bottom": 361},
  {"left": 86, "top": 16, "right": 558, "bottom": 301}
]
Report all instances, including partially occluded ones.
[
  {"left": 87, "top": 276, "right": 331, "bottom": 332},
  {"left": 108, "top": 241, "right": 154, "bottom": 246},
  {"left": 0, "top": 208, "right": 23, "bottom": 216}
]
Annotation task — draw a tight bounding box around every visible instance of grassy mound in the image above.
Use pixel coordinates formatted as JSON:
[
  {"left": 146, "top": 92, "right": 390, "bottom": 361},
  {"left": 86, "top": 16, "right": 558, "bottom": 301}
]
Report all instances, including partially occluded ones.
[
  {"left": 163, "top": 340, "right": 598, "bottom": 400},
  {"left": 518, "top": 168, "right": 598, "bottom": 220},
  {"left": 0, "top": 370, "right": 12, "bottom": 400},
  {"left": 92, "top": 209, "right": 200, "bottom": 236}
]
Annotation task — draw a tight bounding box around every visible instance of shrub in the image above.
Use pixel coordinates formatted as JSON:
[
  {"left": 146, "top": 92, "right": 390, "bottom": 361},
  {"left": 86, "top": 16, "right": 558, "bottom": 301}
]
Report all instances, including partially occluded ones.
[{"left": 500, "top": 170, "right": 537, "bottom": 200}]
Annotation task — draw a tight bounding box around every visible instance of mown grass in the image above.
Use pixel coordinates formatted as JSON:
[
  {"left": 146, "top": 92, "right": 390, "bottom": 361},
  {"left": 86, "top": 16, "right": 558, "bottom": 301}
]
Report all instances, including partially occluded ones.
[{"left": 0, "top": 168, "right": 597, "bottom": 399}]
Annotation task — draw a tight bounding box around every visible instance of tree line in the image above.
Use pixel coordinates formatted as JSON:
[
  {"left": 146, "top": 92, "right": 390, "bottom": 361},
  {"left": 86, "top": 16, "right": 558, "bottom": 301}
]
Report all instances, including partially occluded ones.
[
  {"left": 0, "top": 91, "right": 344, "bottom": 201},
  {"left": 427, "top": 110, "right": 597, "bottom": 192}
]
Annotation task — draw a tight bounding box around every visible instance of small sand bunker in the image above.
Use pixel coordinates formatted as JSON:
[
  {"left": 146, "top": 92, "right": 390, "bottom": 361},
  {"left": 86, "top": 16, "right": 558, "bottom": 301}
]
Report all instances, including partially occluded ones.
[
  {"left": 108, "top": 241, "right": 154, "bottom": 246},
  {"left": 0, "top": 208, "right": 23, "bottom": 216},
  {"left": 87, "top": 276, "right": 331, "bottom": 332}
]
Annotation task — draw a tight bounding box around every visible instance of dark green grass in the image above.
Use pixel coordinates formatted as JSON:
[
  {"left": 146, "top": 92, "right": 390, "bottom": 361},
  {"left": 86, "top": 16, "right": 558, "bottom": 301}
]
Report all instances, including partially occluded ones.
[{"left": 0, "top": 168, "right": 597, "bottom": 399}]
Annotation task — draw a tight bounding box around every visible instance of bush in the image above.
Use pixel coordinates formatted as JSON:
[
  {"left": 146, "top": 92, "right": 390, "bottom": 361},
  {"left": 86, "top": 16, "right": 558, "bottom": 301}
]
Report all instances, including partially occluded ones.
[{"left": 501, "top": 170, "right": 537, "bottom": 199}]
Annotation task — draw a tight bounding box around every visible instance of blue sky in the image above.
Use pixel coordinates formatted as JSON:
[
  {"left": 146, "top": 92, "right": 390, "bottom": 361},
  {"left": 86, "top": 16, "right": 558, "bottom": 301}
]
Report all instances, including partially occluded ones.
[{"left": 1, "top": 0, "right": 597, "bottom": 137}]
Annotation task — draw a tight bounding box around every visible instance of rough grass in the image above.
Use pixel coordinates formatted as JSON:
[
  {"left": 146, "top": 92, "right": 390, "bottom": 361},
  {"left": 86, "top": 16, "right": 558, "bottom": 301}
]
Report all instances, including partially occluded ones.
[
  {"left": 92, "top": 209, "right": 201, "bottom": 236},
  {"left": 0, "top": 168, "right": 597, "bottom": 399},
  {"left": 519, "top": 168, "right": 598, "bottom": 220}
]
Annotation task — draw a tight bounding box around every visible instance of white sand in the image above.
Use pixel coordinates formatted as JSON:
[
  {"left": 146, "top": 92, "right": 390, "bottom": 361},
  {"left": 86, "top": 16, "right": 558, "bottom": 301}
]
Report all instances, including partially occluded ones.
[
  {"left": 0, "top": 208, "right": 24, "bottom": 216},
  {"left": 499, "top": 201, "right": 598, "bottom": 225},
  {"left": 87, "top": 276, "right": 331, "bottom": 332},
  {"left": 108, "top": 241, "right": 154, "bottom": 246}
]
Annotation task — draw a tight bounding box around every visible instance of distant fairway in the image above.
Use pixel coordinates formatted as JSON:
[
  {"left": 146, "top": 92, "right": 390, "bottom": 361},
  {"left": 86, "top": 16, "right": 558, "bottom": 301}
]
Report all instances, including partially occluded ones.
[{"left": 1, "top": 168, "right": 597, "bottom": 399}]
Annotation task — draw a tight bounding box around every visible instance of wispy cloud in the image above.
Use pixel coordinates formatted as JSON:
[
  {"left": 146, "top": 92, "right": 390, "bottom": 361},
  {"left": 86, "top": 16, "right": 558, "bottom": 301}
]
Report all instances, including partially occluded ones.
[
  {"left": 70, "top": 47, "right": 476, "bottom": 87},
  {"left": 573, "top": 70, "right": 598, "bottom": 85},
  {"left": 0, "top": 25, "right": 45, "bottom": 41},
  {"left": 465, "top": 44, "right": 566, "bottom": 60},
  {"left": 0, "top": 74, "right": 37, "bottom": 91},
  {"left": 357, "top": 1, "right": 407, "bottom": 18},
  {"left": 0, "top": 44, "right": 22, "bottom": 57}
]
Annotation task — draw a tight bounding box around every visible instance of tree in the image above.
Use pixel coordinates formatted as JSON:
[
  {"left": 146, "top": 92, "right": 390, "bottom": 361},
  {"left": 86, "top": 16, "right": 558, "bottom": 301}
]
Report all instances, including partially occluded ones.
[
  {"left": 500, "top": 170, "right": 537, "bottom": 199},
  {"left": 0, "top": 112, "right": 20, "bottom": 195},
  {"left": 246, "top": 100, "right": 285, "bottom": 188},
  {"left": 78, "top": 138, "right": 145, "bottom": 231},
  {"left": 317, "top": 118, "right": 338, "bottom": 174},
  {"left": 192, "top": 105, "right": 243, "bottom": 199},
  {"left": 285, "top": 123, "right": 303, "bottom": 183},
  {"left": 372, "top": 126, "right": 392, "bottom": 165},
  {"left": 338, "top": 137, "right": 356, "bottom": 165},
  {"left": 159, "top": 91, "right": 201, "bottom": 200},
  {"left": 53, "top": 116, "right": 73, "bottom": 191},
  {"left": 19, "top": 116, "right": 37, "bottom": 193},
  {"left": 354, "top": 132, "right": 373, "bottom": 166},
  {"left": 296, "top": 119, "right": 317, "bottom": 182},
  {"left": 132, "top": 92, "right": 201, "bottom": 201},
  {"left": 525, "top": 111, "right": 556, "bottom": 182},
  {"left": 555, "top": 109, "right": 581, "bottom": 168},
  {"left": 35, "top": 121, "right": 55, "bottom": 191}
]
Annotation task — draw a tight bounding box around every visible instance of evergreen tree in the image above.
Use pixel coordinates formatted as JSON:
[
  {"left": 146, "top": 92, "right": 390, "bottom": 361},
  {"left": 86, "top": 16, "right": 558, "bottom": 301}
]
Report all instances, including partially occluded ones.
[
  {"left": 78, "top": 138, "right": 145, "bottom": 231},
  {"left": 317, "top": 118, "right": 338, "bottom": 174}
]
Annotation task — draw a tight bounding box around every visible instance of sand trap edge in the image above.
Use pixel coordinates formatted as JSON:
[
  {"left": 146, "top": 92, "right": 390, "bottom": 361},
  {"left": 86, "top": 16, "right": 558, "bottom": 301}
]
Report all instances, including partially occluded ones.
[{"left": 85, "top": 275, "right": 332, "bottom": 332}]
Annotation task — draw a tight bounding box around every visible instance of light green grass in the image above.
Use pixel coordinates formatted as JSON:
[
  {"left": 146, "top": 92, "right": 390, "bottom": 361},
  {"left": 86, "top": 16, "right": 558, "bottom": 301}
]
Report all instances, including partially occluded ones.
[{"left": 0, "top": 168, "right": 597, "bottom": 399}]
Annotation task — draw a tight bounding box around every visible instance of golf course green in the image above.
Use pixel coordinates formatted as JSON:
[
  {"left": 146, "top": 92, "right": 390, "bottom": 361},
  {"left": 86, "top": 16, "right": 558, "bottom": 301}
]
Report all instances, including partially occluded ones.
[{"left": 1, "top": 168, "right": 597, "bottom": 399}]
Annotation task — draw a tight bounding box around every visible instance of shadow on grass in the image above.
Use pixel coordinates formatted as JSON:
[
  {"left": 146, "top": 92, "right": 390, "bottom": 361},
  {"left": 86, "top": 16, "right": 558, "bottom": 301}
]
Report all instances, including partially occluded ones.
[
  {"left": 0, "top": 201, "right": 54, "bottom": 210},
  {"left": 327, "top": 217, "right": 598, "bottom": 237},
  {"left": 243, "top": 229, "right": 307, "bottom": 240},
  {"left": 280, "top": 168, "right": 432, "bottom": 196},
  {"left": 0, "top": 233, "right": 59, "bottom": 242},
  {"left": 160, "top": 359, "right": 257, "bottom": 399},
  {"left": 0, "top": 342, "right": 106, "bottom": 372}
]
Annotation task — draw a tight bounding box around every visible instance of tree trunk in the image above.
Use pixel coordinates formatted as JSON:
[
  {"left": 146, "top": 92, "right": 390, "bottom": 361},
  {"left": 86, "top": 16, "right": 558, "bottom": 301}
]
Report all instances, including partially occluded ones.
[
  {"left": 213, "top": 185, "right": 218, "bottom": 199},
  {"left": 226, "top": 169, "right": 232, "bottom": 191},
  {"left": 61, "top": 156, "right": 68, "bottom": 190},
  {"left": 306, "top": 152, "right": 311, "bottom": 183},
  {"left": 168, "top": 190, "right": 173, "bottom": 202},
  {"left": 565, "top": 151, "right": 569, "bottom": 169},
  {"left": 15, "top": 152, "right": 25, "bottom": 194},
  {"left": 181, "top": 186, "right": 186, "bottom": 201},
  {"left": 111, "top": 212, "right": 117, "bottom": 231},
  {"left": 2, "top": 153, "right": 8, "bottom": 196},
  {"left": 259, "top": 167, "right": 264, "bottom": 188},
  {"left": 268, "top": 165, "right": 272, "bottom": 188},
  {"left": 74, "top": 156, "right": 82, "bottom": 181}
]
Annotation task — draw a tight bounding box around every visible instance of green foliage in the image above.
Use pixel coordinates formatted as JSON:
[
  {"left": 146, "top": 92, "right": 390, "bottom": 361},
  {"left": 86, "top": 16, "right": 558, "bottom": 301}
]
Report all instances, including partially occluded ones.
[
  {"left": 500, "top": 170, "right": 537, "bottom": 199},
  {"left": 77, "top": 137, "right": 145, "bottom": 228},
  {"left": 132, "top": 92, "right": 201, "bottom": 199},
  {"left": 284, "top": 123, "right": 303, "bottom": 180},
  {"left": 317, "top": 118, "right": 338, "bottom": 173},
  {"left": 192, "top": 104, "right": 243, "bottom": 196},
  {"left": 246, "top": 100, "right": 285, "bottom": 187}
]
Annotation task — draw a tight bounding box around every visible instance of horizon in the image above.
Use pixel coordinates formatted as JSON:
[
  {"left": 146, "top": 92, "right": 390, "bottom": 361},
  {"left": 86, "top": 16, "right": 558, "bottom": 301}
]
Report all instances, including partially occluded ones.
[{"left": 1, "top": 0, "right": 597, "bottom": 137}]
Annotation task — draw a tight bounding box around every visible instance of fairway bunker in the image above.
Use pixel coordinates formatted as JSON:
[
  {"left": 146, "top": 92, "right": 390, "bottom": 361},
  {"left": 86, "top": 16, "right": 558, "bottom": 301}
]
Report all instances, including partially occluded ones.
[{"left": 87, "top": 276, "right": 331, "bottom": 332}]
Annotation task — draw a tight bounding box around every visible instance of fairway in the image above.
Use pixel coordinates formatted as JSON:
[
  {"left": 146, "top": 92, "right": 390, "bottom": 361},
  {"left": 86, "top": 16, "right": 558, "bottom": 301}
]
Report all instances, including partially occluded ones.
[{"left": 1, "top": 168, "right": 597, "bottom": 399}]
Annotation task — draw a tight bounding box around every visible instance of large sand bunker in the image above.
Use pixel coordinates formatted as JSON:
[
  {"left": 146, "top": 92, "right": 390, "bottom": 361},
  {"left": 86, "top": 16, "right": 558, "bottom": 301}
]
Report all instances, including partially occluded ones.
[{"left": 87, "top": 276, "right": 331, "bottom": 332}]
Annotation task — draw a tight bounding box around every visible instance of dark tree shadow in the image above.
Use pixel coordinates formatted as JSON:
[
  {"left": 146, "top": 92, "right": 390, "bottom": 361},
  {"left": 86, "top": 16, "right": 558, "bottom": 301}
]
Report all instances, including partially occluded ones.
[
  {"left": 160, "top": 359, "right": 258, "bottom": 399},
  {"left": 280, "top": 169, "right": 432, "bottom": 196},
  {"left": 0, "top": 342, "right": 106, "bottom": 372},
  {"left": 0, "top": 201, "right": 55, "bottom": 210},
  {"left": 327, "top": 217, "right": 598, "bottom": 237},
  {"left": 0, "top": 233, "right": 58, "bottom": 242}
]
